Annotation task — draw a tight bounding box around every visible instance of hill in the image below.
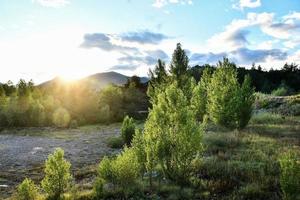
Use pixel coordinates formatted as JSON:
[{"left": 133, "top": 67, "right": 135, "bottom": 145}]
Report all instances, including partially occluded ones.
[{"left": 39, "top": 71, "right": 148, "bottom": 91}]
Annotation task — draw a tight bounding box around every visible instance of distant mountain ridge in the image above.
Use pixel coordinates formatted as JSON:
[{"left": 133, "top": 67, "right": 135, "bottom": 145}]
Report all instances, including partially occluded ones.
[{"left": 38, "top": 71, "right": 149, "bottom": 90}]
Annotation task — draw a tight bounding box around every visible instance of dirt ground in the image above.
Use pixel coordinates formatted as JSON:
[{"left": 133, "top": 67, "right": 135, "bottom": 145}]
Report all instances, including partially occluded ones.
[{"left": 0, "top": 124, "right": 121, "bottom": 198}]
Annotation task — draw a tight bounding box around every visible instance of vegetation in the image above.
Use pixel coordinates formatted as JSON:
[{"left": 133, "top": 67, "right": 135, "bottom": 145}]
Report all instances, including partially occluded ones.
[
  {"left": 41, "top": 148, "right": 72, "bottom": 200},
  {"left": 2, "top": 43, "right": 300, "bottom": 200},
  {"left": 120, "top": 116, "right": 135, "bottom": 146},
  {"left": 16, "top": 178, "right": 39, "bottom": 200},
  {"left": 279, "top": 150, "right": 300, "bottom": 200}
]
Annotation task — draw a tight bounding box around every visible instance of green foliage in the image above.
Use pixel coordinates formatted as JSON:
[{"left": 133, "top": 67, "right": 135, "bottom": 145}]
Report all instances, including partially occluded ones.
[
  {"left": 191, "top": 67, "right": 212, "bottom": 121},
  {"left": 16, "top": 178, "right": 39, "bottom": 200},
  {"left": 121, "top": 115, "right": 135, "bottom": 146},
  {"left": 250, "top": 112, "right": 285, "bottom": 124},
  {"left": 41, "top": 148, "right": 72, "bottom": 200},
  {"left": 207, "top": 58, "right": 254, "bottom": 129},
  {"left": 93, "top": 178, "right": 104, "bottom": 199},
  {"left": 144, "top": 83, "right": 204, "bottom": 186},
  {"left": 52, "top": 107, "right": 71, "bottom": 128},
  {"left": 279, "top": 150, "right": 300, "bottom": 200},
  {"left": 236, "top": 75, "right": 255, "bottom": 129},
  {"left": 96, "top": 148, "right": 141, "bottom": 197},
  {"left": 272, "top": 86, "right": 289, "bottom": 96},
  {"left": 106, "top": 136, "right": 124, "bottom": 149},
  {"left": 69, "top": 120, "right": 78, "bottom": 129}
]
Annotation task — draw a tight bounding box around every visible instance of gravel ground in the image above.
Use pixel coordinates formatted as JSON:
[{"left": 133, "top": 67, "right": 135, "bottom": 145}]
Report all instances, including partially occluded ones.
[{"left": 0, "top": 126, "right": 121, "bottom": 198}]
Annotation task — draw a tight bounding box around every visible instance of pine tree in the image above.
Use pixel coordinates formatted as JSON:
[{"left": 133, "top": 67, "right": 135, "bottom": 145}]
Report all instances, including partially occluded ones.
[{"left": 144, "top": 83, "right": 204, "bottom": 186}]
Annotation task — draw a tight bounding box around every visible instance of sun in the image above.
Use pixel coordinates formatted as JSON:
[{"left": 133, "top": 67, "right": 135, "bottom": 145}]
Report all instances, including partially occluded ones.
[{"left": 57, "top": 71, "right": 83, "bottom": 82}]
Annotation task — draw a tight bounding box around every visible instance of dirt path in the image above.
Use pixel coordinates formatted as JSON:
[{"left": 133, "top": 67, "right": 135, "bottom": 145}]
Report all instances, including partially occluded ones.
[{"left": 0, "top": 125, "right": 121, "bottom": 198}]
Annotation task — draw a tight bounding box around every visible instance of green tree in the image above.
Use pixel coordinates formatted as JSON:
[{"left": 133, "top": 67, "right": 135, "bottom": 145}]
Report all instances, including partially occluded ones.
[
  {"left": 279, "top": 150, "right": 300, "bottom": 200},
  {"left": 98, "top": 85, "right": 124, "bottom": 122},
  {"left": 52, "top": 107, "right": 71, "bottom": 128},
  {"left": 16, "top": 178, "right": 39, "bottom": 200},
  {"left": 169, "top": 43, "right": 189, "bottom": 82},
  {"left": 121, "top": 115, "right": 136, "bottom": 146},
  {"left": 236, "top": 75, "right": 255, "bottom": 129},
  {"left": 144, "top": 83, "right": 204, "bottom": 186},
  {"left": 191, "top": 67, "right": 212, "bottom": 121},
  {"left": 41, "top": 148, "right": 72, "bottom": 200}
]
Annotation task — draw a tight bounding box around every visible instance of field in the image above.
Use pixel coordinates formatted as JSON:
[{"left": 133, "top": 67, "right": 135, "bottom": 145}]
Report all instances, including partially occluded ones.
[{"left": 1, "top": 105, "right": 299, "bottom": 199}]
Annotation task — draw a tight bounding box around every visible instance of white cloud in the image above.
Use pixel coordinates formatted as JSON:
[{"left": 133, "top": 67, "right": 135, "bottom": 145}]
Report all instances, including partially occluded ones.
[
  {"left": 152, "top": 0, "right": 192, "bottom": 8},
  {"left": 32, "top": 0, "right": 70, "bottom": 8},
  {"left": 233, "top": 0, "right": 261, "bottom": 10}
]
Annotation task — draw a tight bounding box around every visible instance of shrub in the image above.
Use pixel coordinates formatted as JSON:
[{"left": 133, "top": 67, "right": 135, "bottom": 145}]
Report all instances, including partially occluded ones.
[
  {"left": 272, "top": 87, "right": 288, "bottom": 96},
  {"left": 69, "top": 120, "right": 78, "bottom": 129},
  {"left": 106, "top": 136, "right": 124, "bottom": 149},
  {"left": 121, "top": 116, "right": 135, "bottom": 146},
  {"left": 16, "top": 178, "right": 39, "bottom": 200},
  {"left": 250, "top": 112, "right": 285, "bottom": 124},
  {"left": 96, "top": 148, "right": 141, "bottom": 197},
  {"left": 41, "top": 148, "right": 72, "bottom": 200},
  {"left": 52, "top": 107, "right": 71, "bottom": 128},
  {"left": 93, "top": 178, "right": 104, "bottom": 199},
  {"left": 279, "top": 150, "right": 300, "bottom": 200}
]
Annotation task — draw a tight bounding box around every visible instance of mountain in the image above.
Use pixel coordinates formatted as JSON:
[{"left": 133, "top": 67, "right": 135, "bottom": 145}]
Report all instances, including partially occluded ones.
[{"left": 38, "top": 71, "right": 149, "bottom": 90}]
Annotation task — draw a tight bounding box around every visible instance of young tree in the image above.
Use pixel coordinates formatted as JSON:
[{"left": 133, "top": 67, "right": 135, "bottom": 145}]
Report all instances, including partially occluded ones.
[
  {"left": 16, "top": 178, "right": 39, "bottom": 200},
  {"left": 144, "top": 83, "right": 204, "bottom": 186},
  {"left": 169, "top": 43, "right": 189, "bottom": 82},
  {"left": 236, "top": 75, "right": 255, "bottom": 129},
  {"left": 121, "top": 115, "right": 136, "bottom": 146},
  {"left": 207, "top": 58, "right": 254, "bottom": 129},
  {"left": 207, "top": 58, "right": 239, "bottom": 129},
  {"left": 191, "top": 67, "right": 213, "bottom": 121},
  {"left": 41, "top": 148, "right": 72, "bottom": 199}
]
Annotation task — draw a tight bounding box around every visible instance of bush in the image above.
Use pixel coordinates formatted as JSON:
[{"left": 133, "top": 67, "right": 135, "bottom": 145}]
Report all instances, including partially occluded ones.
[
  {"left": 96, "top": 148, "right": 141, "bottom": 198},
  {"left": 250, "top": 112, "right": 285, "bottom": 124},
  {"left": 121, "top": 116, "right": 135, "bottom": 146},
  {"left": 279, "top": 150, "right": 300, "bottom": 200},
  {"left": 272, "top": 87, "right": 288, "bottom": 96},
  {"left": 69, "top": 120, "right": 78, "bottom": 129},
  {"left": 93, "top": 178, "right": 104, "bottom": 199},
  {"left": 106, "top": 136, "right": 124, "bottom": 149},
  {"left": 16, "top": 178, "right": 39, "bottom": 200},
  {"left": 41, "top": 148, "right": 72, "bottom": 200},
  {"left": 52, "top": 107, "right": 71, "bottom": 128}
]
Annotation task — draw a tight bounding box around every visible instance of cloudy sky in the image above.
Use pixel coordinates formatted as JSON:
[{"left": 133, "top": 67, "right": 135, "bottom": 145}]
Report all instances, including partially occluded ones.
[{"left": 0, "top": 0, "right": 300, "bottom": 83}]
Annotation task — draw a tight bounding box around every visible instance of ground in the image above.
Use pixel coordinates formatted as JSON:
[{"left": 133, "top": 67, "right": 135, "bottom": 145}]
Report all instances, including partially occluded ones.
[{"left": 0, "top": 124, "right": 121, "bottom": 198}]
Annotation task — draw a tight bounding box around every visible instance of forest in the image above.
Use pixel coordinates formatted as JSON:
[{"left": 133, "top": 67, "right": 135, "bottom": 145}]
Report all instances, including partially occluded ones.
[{"left": 1, "top": 43, "right": 300, "bottom": 200}]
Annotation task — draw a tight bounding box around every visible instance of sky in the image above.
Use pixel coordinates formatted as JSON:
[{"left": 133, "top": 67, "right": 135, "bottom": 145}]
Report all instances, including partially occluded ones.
[{"left": 0, "top": 0, "right": 300, "bottom": 83}]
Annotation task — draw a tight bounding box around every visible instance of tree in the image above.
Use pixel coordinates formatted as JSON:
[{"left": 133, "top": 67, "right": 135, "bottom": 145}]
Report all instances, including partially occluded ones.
[
  {"left": 98, "top": 85, "right": 124, "bottom": 122},
  {"left": 169, "top": 43, "right": 189, "bottom": 81},
  {"left": 207, "top": 58, "right": 240, "bottom": 129},
  {"left": 236, "top": 75, "right": 255, "bottom": 129},
  {"left": 147, "top": 59, "right": 168, "bottom": 102},
  {"left": 144, "top": 83, "right": 204, "bottom": 186},
  {"left": 41, "top": 148, "right": 72, "bottom": 199},
  {"left": 121, "top": 115, "right": 136, "bottom": 146},
  {"left": 52, "top": 107, "right": 71, "bottom": 128},
  {"left": 16, "top": 178, "right": 39, "bottom": 200},
  {"left": 191, "top": 67, "right": 213, "bottom": 121},
  {"left": 207, "top": 58, "right": 254, "bottom": 129}
]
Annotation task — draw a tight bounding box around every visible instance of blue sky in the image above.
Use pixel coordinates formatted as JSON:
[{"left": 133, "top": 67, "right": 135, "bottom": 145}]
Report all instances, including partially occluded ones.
[{"left": 0, "top": 0, "right": 300, "bottom": 83}]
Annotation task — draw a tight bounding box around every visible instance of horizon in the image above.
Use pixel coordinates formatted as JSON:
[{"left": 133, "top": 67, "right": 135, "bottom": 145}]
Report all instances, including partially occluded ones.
[{"left": 1, "top": 0, "right": 300, "bottom": 84}]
